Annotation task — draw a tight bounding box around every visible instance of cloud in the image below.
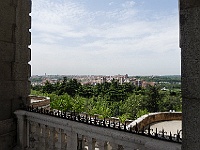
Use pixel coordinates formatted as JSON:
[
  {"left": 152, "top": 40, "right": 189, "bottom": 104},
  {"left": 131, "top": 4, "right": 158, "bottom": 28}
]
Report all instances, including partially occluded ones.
[
  {"left": 31, "top": 0, "right": 180, "bottom": 75},
  {"left": 122, "top": 1, "right": 136, "bottom": 8},
  {"left": 109, "top": 2, "right": 114, "bottom": 6}
]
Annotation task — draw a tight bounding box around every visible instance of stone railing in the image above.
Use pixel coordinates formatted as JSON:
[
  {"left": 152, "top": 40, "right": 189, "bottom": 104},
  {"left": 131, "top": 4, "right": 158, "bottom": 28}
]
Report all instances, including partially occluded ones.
[
  {"left": 14, "top": 108, "right": 181, "bottom": 150},
  {"left": 128, "top": 112, "right": 182, "bottom": 131},
  {"left": 28, "top": 95, "right": 50, "bottom": 108}
]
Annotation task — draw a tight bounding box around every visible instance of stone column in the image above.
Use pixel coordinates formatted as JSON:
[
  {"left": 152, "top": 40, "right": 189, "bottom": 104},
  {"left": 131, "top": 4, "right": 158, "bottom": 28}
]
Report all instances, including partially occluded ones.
[
  {"left": 14, "top": 110, "right": 27, "bottom": 150},
  {"left": 0, "top": 0, "right": 31, "bottom": 148},
  {"left": 180, "top": 0, "right": 200, "bottom": 149}
]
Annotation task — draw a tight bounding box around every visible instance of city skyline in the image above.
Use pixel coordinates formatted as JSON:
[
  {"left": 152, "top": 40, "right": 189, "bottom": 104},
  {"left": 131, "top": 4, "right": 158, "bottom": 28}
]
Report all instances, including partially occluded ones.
[{"left": 30, "top": 0, "right": 180, "bottom": 76}]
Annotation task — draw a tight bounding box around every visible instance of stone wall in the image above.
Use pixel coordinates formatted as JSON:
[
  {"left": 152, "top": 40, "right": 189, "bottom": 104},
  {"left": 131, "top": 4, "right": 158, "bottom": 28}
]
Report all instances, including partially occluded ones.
[{"left": 0, "top": 0, "right": 31, "bottom": 148}]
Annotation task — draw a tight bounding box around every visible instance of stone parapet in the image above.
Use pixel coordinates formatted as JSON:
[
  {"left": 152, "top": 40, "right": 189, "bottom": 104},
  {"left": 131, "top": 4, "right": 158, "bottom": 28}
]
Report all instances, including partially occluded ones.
[
  {"left": 128, "top": 112, "right": 182, "bottom": 131},
  {"left": 29, "top": 96, "right": 50, "bottom": 108},
  {"left": 15, "top": 110, "right": 181, "bottom": 150}
]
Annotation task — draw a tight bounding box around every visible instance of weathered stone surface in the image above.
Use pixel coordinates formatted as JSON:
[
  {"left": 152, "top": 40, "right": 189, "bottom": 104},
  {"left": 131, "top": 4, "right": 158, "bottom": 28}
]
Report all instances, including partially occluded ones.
[
  {"left": 0, "top": 81, "right": 15, "bottom": 97},
  {"left": 15, "top": 45, "right": 31, "bottom": 62},
  {"left": 0, "top": 62, "right": 12, "bottom": 81},
  {"left": 180, "top": 0, "right": 200, "bottom": 150},
  {"left": 15, "top": 110, "right": 182, "bottom": 150},
  {"left": 15, "top": 0, "right": 31, "bottom": 46},
  {"left": 182, "top": 98, "right": 200, "bottom": 149},
  {"left": 12, "top": 63, "right": 31, "bottom": 81},
  {"left": 15, "top": 81, "right": 31, "bottom": 97},
  {"left": 182, "top": 77, "right": 200, "bottom": 99},
  {"left": 0, "top": 41, "right": 15, "bottom": 62},
  {"left": 0, "top": 118, "right": 16, "bottom": 136},
  {"left": 0, "top": 130, "right": 17, "bottom": 150},
  {"left": 0, "top": 0, "right": 31, "bottom": 148},
  {"left": 0, "top": 1, "right": 16, "bottom": 42},
  {"left": 180, "top": 0, "right": 200, "bottom": 9},
  {"left": 180, "top": 8, "right": 200, "bottom": 49},
  {"left": 0, "top": 99, "right": 12, "bottom": 120}
]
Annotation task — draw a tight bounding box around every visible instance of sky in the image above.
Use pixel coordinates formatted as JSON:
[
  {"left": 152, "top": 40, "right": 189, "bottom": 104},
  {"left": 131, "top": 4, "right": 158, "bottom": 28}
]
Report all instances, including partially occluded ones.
[{"left": 30, "top": 0, "right": 180, "bottom": 76}]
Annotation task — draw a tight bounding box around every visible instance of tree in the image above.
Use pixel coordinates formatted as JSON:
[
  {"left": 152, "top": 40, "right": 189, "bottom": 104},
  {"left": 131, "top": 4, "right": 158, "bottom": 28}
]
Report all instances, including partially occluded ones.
[
  {"left": 42, "top": 81, "right": 55, "bottom": 94},
  {"left": 50, "top": 94, "right": 72, "bottom": 111},
  {"left": 142, "top": 85, "right": 163, "bottom": 112},
  {"left": 78, "top": 85, "right": 93, "bottom": 98}
]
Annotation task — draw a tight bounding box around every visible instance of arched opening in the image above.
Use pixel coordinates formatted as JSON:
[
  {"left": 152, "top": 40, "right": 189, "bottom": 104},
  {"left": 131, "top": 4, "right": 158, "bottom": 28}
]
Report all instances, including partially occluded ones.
[{"left": 0, "top": 0, "right": 200, "bottom": 149}]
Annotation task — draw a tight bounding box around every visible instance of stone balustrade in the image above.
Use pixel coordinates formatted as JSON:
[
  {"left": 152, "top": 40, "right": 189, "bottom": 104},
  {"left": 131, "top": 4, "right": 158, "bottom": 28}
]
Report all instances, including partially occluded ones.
[
  {"left": 128, "top": 112, "right": 182, "bottom": 131},
  {"left": 14, "top": 109, "right": 181, "bottom": 150},
  {"left": 29, "top": 95, "right": 50, "bottom": 108}
]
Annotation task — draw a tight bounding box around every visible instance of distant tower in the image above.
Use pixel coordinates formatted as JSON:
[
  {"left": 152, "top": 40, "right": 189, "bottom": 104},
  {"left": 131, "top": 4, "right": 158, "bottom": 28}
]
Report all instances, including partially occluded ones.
[{"left": 101, "top": 77, "right": 106, "bottom": 84}]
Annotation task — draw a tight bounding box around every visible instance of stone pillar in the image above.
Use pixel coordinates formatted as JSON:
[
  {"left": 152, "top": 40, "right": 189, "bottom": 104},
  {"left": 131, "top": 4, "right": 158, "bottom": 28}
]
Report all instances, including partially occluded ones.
[
  {"left": 0, "top": 0, "right": 31, "bottom": 148},
  {"left": 14, "top": 111, "right": 27, "bottom": 150},
  {"left": 180, "top": 0, "right": 200, "bottom": 149}
]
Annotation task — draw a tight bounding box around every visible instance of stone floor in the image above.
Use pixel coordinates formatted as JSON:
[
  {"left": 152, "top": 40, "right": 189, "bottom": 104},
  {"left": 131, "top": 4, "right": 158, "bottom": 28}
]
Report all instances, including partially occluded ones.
[{"left": 150, "top": 120, "right": 182, "bottom": 137}]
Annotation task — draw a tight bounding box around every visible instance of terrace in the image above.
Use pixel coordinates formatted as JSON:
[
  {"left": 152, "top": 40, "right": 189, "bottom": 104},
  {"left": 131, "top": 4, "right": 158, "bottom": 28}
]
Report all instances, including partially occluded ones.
[
  {"left": 15, "top": 107, "right": 181, "bottom": 150},
  {"left": 0, "top": 0, "right": 200, "bottom": 149}
]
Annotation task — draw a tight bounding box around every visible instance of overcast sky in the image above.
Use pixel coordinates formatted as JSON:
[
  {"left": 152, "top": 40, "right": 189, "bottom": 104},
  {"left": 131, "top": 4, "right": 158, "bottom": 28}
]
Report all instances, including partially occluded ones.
[{"left": 30, "top": 0, "right": 180, "bottom": 76}]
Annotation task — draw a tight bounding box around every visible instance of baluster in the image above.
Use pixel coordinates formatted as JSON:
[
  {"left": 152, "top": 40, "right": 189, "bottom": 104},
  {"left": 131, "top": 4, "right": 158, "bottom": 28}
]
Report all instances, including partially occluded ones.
[
  {"left": 29, "top": 122, "right": 41, "bottom": 149},
  {"left": 49, "top": 127, "right": 56, "bottom": 149},
  {"left": 29, "top": 121, "right": 36, "bottom": 148},
  {"left": 26, "top": 120, "right": 30, "bottom": 148},
  {"left": 97, "top": 140, "right": 108, "bottom": 150},
  {"left": 66, "top": 131, "right": 77, "bottom": 150},
  {"left": 82, "top": 135, "right": 86, "bottom": 150},
  {"left": 124, "top": 122, "right": 126, "bottom": 131},
  {"left": 155, "top": 128, "right": 158, "bottom": 138},
  {"left": 135, "top": 122, "right": 138, "bottom": 133},
  {"left": 61, "top": 131, "right": 67, "bottom": 150},
  {"left": 40, "top": 124, "right": 47, "bottom": 149},
  {"left": 15, "top": 112, "right": 28, "bottom": 149},
  {"left": 121, "top": 145, "right": 133, "bottom": 150},
  {"left": 77, "top": 134, "right": 85, "bottom": 150},
  {"left": 118, "top": 122, "right": 121, "bottom": 130},
  {"left": 141, "top": 126, "right": 145, "bottom": 135},
  {"left": 169, "top": 132, "right": 172, "bottom": 141},
  {"left": 109, "top": 142, "right": 119, "bottom": 150},
  {"left": 55, "top": 128, "right": 62, "bottom": 149},
  {"left": 148, "top": 125, "right": 151, "bottom": 135},
  {"left": 86, "top": 114, "right": 88, "bottom": 123},
  {"left": 87, "top": 137, "right": 96, "bottom": 150}
]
